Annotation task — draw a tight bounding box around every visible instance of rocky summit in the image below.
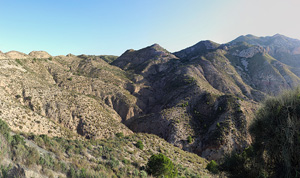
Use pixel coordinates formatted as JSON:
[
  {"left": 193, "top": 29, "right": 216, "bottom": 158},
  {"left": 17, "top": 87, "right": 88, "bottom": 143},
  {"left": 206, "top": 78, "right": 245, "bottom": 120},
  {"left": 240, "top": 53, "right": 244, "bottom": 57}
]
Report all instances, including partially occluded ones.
[{"left": 1, "top": 34, "right": 300, "bottom": 177}]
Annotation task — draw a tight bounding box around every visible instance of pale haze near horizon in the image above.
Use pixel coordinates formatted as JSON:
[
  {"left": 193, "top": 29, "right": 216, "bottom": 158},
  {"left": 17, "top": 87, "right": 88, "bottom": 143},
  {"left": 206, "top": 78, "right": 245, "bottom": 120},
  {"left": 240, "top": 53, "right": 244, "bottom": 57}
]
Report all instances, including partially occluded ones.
[{"left": 0, "top": 0, "right": 299, "bottom": 56}]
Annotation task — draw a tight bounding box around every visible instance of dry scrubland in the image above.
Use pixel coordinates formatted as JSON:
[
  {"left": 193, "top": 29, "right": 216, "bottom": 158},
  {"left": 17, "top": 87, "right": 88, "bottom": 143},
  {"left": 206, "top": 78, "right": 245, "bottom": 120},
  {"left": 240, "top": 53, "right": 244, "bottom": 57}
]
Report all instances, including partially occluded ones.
[{"left": 1, "top": 34, "right": 300, "bottom": 177}]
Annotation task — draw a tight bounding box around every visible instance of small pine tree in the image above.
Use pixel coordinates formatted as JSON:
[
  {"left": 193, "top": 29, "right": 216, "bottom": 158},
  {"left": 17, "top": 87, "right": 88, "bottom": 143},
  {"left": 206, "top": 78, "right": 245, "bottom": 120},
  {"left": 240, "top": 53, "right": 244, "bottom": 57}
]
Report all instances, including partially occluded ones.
[
  {"left": 206, "top": 160, "right": 219, "bottom": 174},
  {"left": 146, "top": 153, "right": 178, "bottom": 178}
]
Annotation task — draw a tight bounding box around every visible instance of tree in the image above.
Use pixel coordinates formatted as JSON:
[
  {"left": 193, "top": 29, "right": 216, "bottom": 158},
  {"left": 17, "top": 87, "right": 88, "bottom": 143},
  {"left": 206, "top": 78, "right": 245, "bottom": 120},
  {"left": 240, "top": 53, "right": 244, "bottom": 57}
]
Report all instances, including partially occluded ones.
[
  {"left": 146, "top": 153, "right": 177, "bottom": 178},
  {"left": 249, "top": 88, "right": 300, "bottom": 178},
  {"left": 221, "top": 88, "right": 300, "bottom": 178},
  {"left": 206, "top": 160, "right": 219, "bottom": 174}
]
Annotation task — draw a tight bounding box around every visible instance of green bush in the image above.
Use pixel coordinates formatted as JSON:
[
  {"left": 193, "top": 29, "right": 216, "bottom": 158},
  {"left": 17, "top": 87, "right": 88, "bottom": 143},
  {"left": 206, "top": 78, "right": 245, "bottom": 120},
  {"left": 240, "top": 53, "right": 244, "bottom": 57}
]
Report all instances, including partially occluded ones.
[
  {"left": 249, "top": 88, "right": 300, "bottom": 178},
  {"left": 181, "top": 101, "right": 189, "bottom": 107},
  {"left": 15, "top": 59, "right": 22, "bottom": 65},
  {"left": 106, "top": 159, "right": 119, "bottom": 170},
  {"left": 222, "top": 88, "right": 300, "bottom": 178},
  {"left": 0, "top": 165, "right": 11, "bottom": 178},
  {"left": 187, "top": 136, "right": 192, "bottom": 143},
  {"left": 0, "top": 119, "right": 11, "bottom": 141},
  {"left": 122, "top": 159, "right": 130, "bottom": 165},
  {"left": 25, "top": 147, "right": 40, "bottom": 166},
  {"left": 68, "top": 166, "right": 77, "bottom": 178},
  {"left": 206, "top": 160, "right": 219, "bottom": 174},
  {"left": 11, "top": 134, "right": 25, "bottom": 146},
  {"left": 136, "top": 140, "right": 144, "bottom": 150},
  {"left": 115, "top": 132, "right": 124, "bottom": 138},
  {"left": 140, "top": 170, "right": 148, "bottom": 178},
  {"left": 146, "top": 153, "right": 178, "bottom": 178},
  {"left": 220, "top": 147, "right": 258, "bottom": 178}
]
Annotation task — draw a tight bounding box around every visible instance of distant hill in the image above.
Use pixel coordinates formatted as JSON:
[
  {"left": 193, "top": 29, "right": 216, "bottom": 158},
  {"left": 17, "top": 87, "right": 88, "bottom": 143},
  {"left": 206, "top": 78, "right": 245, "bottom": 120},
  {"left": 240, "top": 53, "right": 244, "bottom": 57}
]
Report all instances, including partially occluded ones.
[{"left": 2, "top": 34, "right": 300, "bottom": 177}]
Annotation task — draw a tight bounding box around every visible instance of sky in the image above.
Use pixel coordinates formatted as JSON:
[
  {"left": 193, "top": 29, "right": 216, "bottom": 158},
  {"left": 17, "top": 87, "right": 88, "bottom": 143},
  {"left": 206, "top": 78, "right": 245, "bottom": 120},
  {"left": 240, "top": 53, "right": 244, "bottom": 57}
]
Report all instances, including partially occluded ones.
[{"left": 0, "top": 0, "right": 300, "bottom": 56}]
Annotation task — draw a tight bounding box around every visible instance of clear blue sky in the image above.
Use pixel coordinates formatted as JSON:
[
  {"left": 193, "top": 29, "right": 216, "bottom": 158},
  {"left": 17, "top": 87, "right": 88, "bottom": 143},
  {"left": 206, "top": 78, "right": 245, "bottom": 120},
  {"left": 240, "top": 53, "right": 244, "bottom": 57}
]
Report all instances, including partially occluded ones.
[{"left": 0, "top": 0, "right": 299, "bottom": 56}]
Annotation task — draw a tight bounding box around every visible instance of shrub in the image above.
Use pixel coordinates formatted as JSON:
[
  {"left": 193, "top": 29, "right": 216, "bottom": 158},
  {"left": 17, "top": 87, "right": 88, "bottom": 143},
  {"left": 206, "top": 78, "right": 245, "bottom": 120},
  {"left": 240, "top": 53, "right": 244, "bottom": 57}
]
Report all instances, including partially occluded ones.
[
  {"left": 0, "top": 165, "right": 11, "bottom": 178},
  {"left": 11, "top": 134, "right": 25, "bottom": 146},
  {"left": 0, "top": 119, "right": 11, "bottom": 141},
  {"left": 187, "top": 136, "right": 192, "bottom": 143},
  {"left": 181, "top": 101, "right": 189, "bottom": 107},
  {"left": 249, "top": 88, "right": 300, "bottom": 178},
  {"left": 67, "top": 166, "right": 77, "bottom": 178},
  {"left": 115, "top": 132, "right": 124, "bottom": 138},
  {"left": 140, "top": 170, "right": 148, "bottom": 178},
  {"left": 220, "top": 147, "right": 258, "bottom": 178},
  {"left": 222, "top": 88, "right": 300, "bottom": 178},
  {"left": 136, "top": 140, "right": 144, "bottom": 150},
  {"left": 15, "top": 59, "right": 22, "bottom": 65},
  {"left": 122, "top": 159, "right": 130, "bottom": 165},
  {"left": 106, "top": 159, "right": 119, "bottom": 169},
  {"left": 25, "top": 147, "right": 40, "bottom": 166},
  {"left": 146, "top": 153, "right": 178, "bottom": 178},
  {"left": 206, "top": 160, "right": 219, "bottom": 174}
]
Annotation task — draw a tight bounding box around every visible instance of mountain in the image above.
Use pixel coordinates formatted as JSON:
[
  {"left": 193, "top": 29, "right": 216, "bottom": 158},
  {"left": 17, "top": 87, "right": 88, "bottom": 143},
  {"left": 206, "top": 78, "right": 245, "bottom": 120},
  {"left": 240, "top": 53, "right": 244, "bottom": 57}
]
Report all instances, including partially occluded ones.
[
  {"left": 231, "top": 34, "right": 300, "bottom": 67},
  {"left": 2, "top": 34, "right": 300, "bottom": 177}
]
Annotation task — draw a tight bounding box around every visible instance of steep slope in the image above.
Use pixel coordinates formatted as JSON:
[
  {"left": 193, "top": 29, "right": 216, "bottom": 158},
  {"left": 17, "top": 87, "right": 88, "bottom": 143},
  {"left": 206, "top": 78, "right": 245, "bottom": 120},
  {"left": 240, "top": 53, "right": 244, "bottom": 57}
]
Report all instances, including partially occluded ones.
[
  {"left": 0, "top": 119, "right": 212, "bottom": 178},
  {"left": 0, "top": 57, "right": 133, "bottom": 140},
  {"left": 116, "top": 37, "right": 300, "bottom": 160},
  {"left": 112, "top": 43, "right": 256, "bottom": 160},
  {"left": 225, "top": 42, "right": 300, "bottom": 96},
  {"left": 231, "top": 34, "right": 300, "bottom": 67}
]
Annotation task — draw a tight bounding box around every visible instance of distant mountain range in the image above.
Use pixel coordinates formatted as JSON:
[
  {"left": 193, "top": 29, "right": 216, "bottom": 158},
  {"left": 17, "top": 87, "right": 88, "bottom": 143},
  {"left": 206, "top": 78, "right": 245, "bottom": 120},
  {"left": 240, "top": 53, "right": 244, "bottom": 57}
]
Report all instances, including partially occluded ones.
[{"left": 1, "top": 34, "right": 300, "bottom": 177}]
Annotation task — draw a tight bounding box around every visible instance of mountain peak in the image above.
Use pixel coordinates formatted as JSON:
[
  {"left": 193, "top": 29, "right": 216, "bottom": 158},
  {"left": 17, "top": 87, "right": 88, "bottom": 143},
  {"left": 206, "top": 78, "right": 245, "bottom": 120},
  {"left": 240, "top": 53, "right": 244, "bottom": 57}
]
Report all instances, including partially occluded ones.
[
  {"left": 150, "top": 43, "right": 161, "bottom": 48},
  {"left": 112, "top": 44, "right": 177, "bottom": 72},
  {"left": 147, "top": 43, "right": 169, "bottom": 53},
  {"left": 5, "top": 51, "right": 29, "bottom": 59},
  {"left": 174, "top": 40, "right": 220, "bottom": 60},
  {"left": 29, "top": 51, "right": 51, "bottom": 59},
  {"left": 273, "top": 33, "right": 284, "bottom": 37},
  {"left": 245, "top": 34, "right": 257, "bottom": 38}
]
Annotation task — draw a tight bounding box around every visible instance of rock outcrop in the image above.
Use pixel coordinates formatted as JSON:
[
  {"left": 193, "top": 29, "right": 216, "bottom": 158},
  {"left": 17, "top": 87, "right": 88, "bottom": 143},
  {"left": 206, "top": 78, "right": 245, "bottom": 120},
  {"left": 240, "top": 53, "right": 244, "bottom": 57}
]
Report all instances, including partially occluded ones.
[{"left": 232, "top": 46, "right": 265, "bottom": 58}]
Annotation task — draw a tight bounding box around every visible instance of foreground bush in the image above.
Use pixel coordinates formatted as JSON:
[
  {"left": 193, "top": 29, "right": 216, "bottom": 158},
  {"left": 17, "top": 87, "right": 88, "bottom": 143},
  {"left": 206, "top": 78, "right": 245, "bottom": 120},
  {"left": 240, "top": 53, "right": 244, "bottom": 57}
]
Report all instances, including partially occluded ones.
[
  {"left": 146, "top": 153, "right": 178, "bottom": 178},
  {"left": 250, "top": 88, "right": 300, "bottom": 178},
  {"left": 223, "top": 88, "right": 300, "bottom": 178}
]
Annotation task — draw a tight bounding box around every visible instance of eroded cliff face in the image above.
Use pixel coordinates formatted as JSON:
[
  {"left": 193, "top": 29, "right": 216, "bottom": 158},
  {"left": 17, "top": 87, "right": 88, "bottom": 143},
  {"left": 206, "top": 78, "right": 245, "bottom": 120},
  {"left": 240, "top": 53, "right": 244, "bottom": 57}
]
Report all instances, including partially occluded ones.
[{"left": 2, "top": 34, "right": 300, "bottom": 161}]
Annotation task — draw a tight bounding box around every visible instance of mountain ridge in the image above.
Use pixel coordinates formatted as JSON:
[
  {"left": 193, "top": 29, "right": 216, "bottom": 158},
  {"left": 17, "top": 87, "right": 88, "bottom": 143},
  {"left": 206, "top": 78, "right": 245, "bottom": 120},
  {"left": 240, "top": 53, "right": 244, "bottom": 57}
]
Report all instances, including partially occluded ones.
[{"left": 2, "top": 33, "right": 300, "bottom": 177}]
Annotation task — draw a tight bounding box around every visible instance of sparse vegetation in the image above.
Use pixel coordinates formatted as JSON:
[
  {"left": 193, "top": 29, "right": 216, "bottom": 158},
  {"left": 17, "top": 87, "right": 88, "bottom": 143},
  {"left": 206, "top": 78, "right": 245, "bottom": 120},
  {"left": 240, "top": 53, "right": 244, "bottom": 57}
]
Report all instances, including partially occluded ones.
[
  {"left": 0, "top": 117, "right": 208, "bottom": 177},
  {"left": 3, "top": 34, "right": 300, "bottom": 178},
  {"left": 15, "top": 59, "right": 22, "bottom": 65}
]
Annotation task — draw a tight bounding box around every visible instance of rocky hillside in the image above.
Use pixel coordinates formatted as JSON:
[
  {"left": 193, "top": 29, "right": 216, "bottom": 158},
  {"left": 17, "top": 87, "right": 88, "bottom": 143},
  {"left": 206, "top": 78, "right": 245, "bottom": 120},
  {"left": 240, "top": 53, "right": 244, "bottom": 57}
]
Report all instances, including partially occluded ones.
[{"left": 1, "top": 34, "right": 300, "bottom": 176}]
